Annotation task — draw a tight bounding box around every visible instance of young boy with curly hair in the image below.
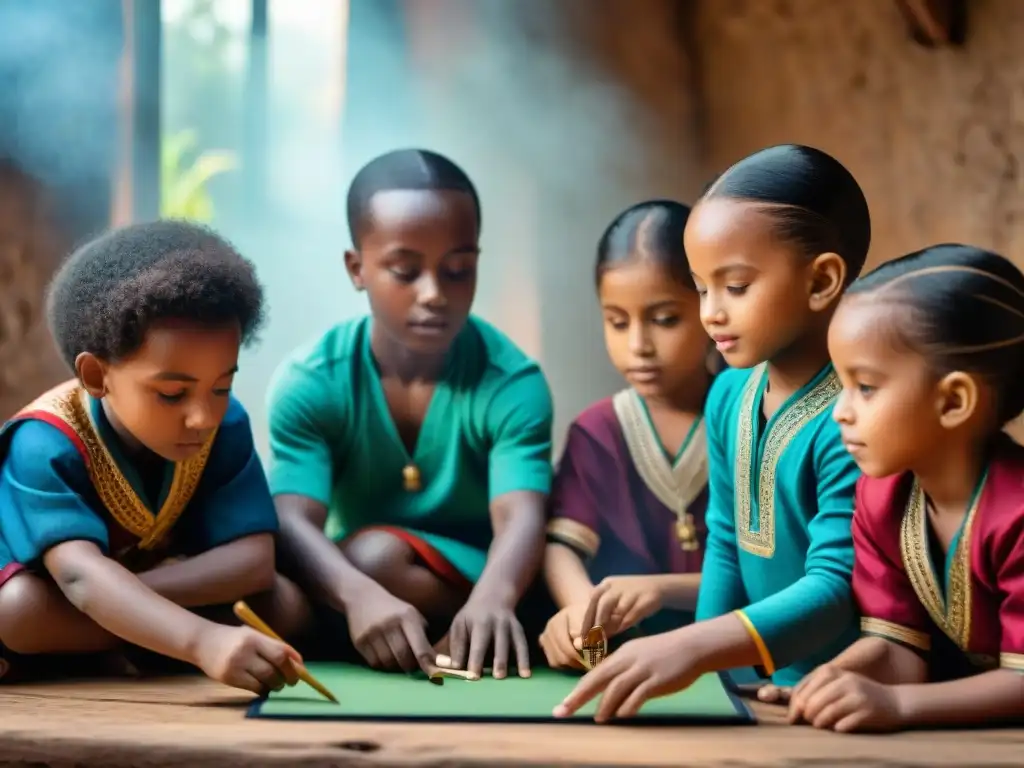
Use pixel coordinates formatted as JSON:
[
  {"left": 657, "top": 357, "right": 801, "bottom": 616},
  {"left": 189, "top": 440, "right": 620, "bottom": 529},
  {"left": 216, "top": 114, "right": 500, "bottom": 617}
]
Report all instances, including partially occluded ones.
[{"left": 0, "top": 220, "right": 306, "bottom": 694}]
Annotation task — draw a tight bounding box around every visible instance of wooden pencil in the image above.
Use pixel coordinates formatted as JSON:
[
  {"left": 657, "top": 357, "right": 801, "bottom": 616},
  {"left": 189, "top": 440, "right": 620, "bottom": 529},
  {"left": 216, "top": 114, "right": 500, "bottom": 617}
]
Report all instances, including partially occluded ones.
[{"left": 232, "top": 601, "right": 338, "bottom": 704}]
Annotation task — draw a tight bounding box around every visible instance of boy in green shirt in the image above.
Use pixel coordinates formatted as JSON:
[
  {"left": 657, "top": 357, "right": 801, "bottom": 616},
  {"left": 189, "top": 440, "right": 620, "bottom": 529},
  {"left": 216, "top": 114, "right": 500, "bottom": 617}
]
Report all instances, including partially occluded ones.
[{"left": 268, "top": 149, "right": 554, "bottom": 681}]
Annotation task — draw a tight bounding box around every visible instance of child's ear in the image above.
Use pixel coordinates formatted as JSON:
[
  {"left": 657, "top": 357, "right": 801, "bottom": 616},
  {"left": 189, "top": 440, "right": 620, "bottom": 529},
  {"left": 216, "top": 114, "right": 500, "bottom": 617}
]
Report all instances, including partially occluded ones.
[
  {"left": 936, "top": 371, "right": 978, "bottom": 430},
  {"left": 344, "top": 249, "right": 365, "bottom": 291},
  {"left": 75, "top": 352, "right": 107, "bottom": 398},
  {"left": 807, "top": 252, "right": 846, "bottom": 312}
]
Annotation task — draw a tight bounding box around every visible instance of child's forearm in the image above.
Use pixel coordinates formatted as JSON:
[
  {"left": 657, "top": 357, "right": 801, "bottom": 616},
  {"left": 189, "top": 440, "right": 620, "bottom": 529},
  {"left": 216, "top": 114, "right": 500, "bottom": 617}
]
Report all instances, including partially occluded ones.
[
  {"left": 687, "top": 612, "right": 766, "bottom": 672},
  {"left": 543, "top": 543, "right": 594, "bottom": 609},
  {"left": 650, "top": 573, "right": 701, "bottom": 612},
  {"left": 827, "top": 636, "right": 928, "bottom": 685},
  {"left": 139, "top": 533, "right": 276, "bottom": 608},
  {"left": 44, "top": 541, "right": 214, "bottom": 665},
  {"left": 895, "top": 670, "right": 1024, "bottom": 728},
  {"left": 471, "top": 492, "right": 547, "bottom": 608},
  {"left": 275, "top": 495, "right": 384, "bottom": 612}
]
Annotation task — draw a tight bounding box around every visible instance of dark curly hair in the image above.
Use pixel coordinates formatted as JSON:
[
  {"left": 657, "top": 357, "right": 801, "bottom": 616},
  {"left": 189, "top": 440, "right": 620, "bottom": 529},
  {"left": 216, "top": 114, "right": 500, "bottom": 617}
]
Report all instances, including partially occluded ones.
[{"left": 45, "top": 219, "right": 265, "bottom": 369}]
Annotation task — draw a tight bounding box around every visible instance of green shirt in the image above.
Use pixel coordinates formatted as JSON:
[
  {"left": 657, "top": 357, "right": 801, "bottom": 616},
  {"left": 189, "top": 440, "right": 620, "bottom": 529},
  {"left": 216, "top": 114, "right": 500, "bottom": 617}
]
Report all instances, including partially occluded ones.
[
  {"left": 695, "top": 363, "right": 860, "bottom": 686},
  {"left": 266, "top": 315, "right": 554, "bottom": 582}
]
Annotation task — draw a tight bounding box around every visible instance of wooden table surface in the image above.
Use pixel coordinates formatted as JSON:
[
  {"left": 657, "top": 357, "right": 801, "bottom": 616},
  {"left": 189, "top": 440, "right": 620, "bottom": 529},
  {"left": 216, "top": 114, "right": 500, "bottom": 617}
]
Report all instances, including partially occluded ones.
[{"left": 0, "top": 675, "right": 1021, "bottom": 767}]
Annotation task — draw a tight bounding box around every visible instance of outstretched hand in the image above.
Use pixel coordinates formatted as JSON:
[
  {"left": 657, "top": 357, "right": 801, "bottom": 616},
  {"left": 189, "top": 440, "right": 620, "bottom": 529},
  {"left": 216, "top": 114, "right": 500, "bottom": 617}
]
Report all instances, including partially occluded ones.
[
  {"left": 447, "top": 597, "right": 531, "bottom": 680},
  {"left": 553, "top": 630, "right": 701, "bottom": 723}
]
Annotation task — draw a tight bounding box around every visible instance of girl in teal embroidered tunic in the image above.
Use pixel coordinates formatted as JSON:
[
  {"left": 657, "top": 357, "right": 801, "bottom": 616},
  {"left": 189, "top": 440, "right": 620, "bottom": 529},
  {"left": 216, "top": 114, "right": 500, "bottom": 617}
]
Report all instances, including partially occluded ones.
[{"left": 554, "top": 144, "right": 870, "bottom": 723}]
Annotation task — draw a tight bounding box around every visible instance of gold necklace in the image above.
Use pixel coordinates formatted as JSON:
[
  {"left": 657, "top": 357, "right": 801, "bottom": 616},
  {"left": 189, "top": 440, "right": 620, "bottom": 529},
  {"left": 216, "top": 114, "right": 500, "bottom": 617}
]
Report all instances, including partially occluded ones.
[
  {"left": 675, "top": 514, "right": 700, "bottom": 551},
  {"left": 403, "top": 463, "right": 422, "bottom": 492}
]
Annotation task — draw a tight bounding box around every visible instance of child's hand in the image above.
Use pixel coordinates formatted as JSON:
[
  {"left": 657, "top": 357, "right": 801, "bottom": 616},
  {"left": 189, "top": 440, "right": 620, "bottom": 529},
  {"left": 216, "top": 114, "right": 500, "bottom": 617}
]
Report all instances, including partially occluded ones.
[
  {"left": 539, "top": 604, "right": 588, "bottom": 670},
  {"left": 788, "top": 664, "right": 903, "bottom": 733},
  {"left": 553, "top": 630, "right": 702, "bottom": 722},
  {"left": 448, "top": 598, "right": 531, "bottom": 680},
  {"left": 195, "top": 625, "right": 302, "bottom": 694},
  {"left": 578, "top": 576, "right": 663, "bottom": 639},
  {"left": 345, "top": 586, "right": 436, "bottom": 674},
  {"left": 756, "top": 683, "right": 793, "bottom": 704}
]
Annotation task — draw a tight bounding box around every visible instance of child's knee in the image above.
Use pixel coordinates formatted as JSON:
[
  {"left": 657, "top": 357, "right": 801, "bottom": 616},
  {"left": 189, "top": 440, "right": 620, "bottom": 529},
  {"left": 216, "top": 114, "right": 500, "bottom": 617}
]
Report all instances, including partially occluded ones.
[
  {"left": 269, "top": 572, "right": 312, "bottom": 638},
  {"left": 0, "top": 573, "right": 52, "bottom": 653},
  {"left": 247, "top": 572, "right": 313, "bottom": 640},
  {"left": 341, "top": 529, "right": 414, "bottom": 585}
]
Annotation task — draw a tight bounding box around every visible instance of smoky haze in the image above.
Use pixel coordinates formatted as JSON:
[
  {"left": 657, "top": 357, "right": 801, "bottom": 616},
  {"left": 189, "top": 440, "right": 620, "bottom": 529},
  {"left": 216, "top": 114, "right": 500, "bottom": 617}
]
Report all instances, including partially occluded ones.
[
  {"left": 0, "top": 0, "right": 122, "bottom": 242},
  {"left": 241, "top": 0, "right": 691, "bottom": 455},
  {"left": 0, "top": 0, "right": 692, "bottom": 455}
]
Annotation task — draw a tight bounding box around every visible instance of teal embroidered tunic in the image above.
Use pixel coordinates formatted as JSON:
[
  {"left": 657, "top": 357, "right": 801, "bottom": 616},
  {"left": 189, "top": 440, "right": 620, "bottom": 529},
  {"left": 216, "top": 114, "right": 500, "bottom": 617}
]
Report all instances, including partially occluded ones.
[{"left": 695, "top": 363, "right": 861, "bottom": 686}]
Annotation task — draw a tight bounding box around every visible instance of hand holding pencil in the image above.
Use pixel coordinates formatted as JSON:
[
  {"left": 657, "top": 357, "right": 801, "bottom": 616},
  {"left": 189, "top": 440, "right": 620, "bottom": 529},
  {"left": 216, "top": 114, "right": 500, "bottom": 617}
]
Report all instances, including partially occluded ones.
[
  {"left": 232, "top": 601, "right": 338, "bottom": 703},
  {"left": 193, "top": 620, "right": 304, "bottom": 696}
]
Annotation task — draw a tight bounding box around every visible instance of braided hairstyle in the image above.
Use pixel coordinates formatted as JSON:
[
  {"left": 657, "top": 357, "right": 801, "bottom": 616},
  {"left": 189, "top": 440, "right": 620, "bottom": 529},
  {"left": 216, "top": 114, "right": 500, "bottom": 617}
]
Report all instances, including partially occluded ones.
[
  {"left": 847, "top": 243, "right": 1024, "bottom": 425},
  {"left": 595, "top": 200, "right": 693, "bottom": 288},
  {"left": 701, "top": 144, "right": 872, "bottom": 285},
  {"left": 595, "top": 199, "right": 724, "bottom": 374}
]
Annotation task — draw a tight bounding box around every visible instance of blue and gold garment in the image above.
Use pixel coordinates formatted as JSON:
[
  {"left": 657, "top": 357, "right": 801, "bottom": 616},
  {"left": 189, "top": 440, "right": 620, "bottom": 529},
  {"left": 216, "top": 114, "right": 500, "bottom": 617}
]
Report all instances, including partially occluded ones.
[
  {"left": 695, "top": 363, "right": 861, "bottom": 686},
  {"left": 0, "top": 380, "right": 278, "bottom": 585}
]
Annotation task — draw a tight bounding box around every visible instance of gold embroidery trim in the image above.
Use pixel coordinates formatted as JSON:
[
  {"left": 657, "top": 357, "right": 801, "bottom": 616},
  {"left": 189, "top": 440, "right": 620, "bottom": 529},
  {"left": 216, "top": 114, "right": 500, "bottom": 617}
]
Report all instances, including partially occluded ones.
[
  {"left": 899, "top": 478, "right": 980, "bottom": 651},
  {"left": 999, "top": 652, "right": 1024, "bottom": 671},
  {"left": 860, "top": 617, "right": 930, "bottom": 651},
  {"left": 612, "top": 388, "right": 708, "bottom": 521},
  {"left": 546, "top": 518, "right": 600, "bottom": 557},
  {"left": 734, "top": 365, "right": 841, "bottom": 558},
  {"left": 19, "top": 381, "right": 215, "bottom": 550},
  {"left": 734, "top": 609, "right": 776, "bottom": 675}
]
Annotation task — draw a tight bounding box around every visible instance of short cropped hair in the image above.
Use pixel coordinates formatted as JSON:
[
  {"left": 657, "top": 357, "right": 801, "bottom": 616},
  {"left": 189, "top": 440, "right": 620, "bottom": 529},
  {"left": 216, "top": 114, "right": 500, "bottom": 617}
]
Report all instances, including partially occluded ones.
[{"left": 346, "top": 148, "right": 481, "bottom": 247}]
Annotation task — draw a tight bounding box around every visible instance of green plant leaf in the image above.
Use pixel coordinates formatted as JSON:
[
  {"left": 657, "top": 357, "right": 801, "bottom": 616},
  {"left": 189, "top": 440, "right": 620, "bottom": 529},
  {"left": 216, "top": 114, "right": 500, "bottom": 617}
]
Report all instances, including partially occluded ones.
[{"left": 160, "top": 128, "right": 238, "bottom": 222}]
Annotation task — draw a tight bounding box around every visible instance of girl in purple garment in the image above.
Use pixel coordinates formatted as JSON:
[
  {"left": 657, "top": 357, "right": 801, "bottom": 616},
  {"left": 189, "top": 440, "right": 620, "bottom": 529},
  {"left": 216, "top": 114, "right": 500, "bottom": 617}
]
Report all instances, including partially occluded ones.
[{"left": 539, "top": 200, "right": 719, "bottom": 669}]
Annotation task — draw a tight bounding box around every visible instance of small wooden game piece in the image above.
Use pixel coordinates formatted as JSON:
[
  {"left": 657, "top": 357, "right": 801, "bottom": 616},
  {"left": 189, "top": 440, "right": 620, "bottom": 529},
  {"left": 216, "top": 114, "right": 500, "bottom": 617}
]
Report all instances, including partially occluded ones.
[
  {"left": 232, "top": 601, "right": 339, "bottom": 703},
  {"left": 579, "top": 625, "right": 608, "bottom": 670},
  {"left": 428, "top": 668, "right": 480, "bottom": 682},
  {"left": 437, "top": 653, "right": 493, "bottom": 675},
  {"left": 436, "top": 653, "right": 454, "bottom": 668},
  {"left": 428, "top": 653, "right": 481, "bottom": 682},
  {"left": 403, "top": 463, "right": 421, "bottom": 492}
]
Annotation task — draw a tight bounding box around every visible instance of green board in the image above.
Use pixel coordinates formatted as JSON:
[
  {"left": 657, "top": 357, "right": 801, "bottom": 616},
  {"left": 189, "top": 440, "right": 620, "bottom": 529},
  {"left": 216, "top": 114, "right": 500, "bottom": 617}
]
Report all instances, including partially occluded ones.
[{"left": 248, "top": 663, "right": 754, "bottom": 725}]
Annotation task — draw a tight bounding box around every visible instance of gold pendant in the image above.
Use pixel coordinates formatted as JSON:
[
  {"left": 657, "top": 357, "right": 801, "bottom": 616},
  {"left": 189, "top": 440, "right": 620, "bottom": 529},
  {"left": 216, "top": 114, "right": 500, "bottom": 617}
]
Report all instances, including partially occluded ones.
[
  {"left": 403, "top": 463, "right": 421, "bottom": 492},
  {"left": 579, "top": 625, "right": 608, "bottom": 670},
  {"left": 676, "top": 515, "right": 699, "bottom": 552}
]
